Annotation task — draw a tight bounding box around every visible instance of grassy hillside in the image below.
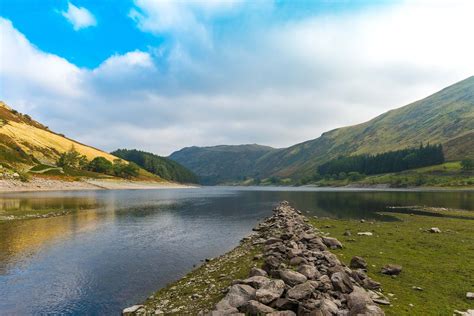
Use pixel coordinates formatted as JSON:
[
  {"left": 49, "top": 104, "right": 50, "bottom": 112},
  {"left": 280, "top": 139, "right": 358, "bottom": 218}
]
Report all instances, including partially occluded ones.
[
  {"left": 0, "top": 101, "right": 118, "bottom": 169},
  {"left": 111, "top": 149, "right": 198, "bottom": 183},
  {"left": 170, "top": 76, "right": 474, "bottom": 184},
  {"left": 0, "top": 102, "right": 164, "bottom": 182},
  {"left": 256, "top": 76, "right": 474, "bottom": 178},
  {"left": 169, "top": 144, "right": 276, "bottom": 184}
]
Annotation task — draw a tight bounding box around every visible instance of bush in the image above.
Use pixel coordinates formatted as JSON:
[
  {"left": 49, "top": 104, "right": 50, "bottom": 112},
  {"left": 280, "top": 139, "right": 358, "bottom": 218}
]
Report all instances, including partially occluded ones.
[
  {"left": 88, "top": 157, "right": 113, "bottom": 174},
  {"left": 112, "top": 159, "right": 139, "bottom": 179},
  {"left": 461, "top": 159, "right": 474, "bottom": 171},
  {"left": 57, "top": 146, "right": 88, "bottom": 169}
]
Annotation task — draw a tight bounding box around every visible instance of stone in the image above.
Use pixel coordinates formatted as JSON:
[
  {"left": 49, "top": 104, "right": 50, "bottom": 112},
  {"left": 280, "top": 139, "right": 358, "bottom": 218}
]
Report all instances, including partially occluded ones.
[
  {"left": 322, "top": 237, "right": 343, "bottom": 249},
  {"left": 255, "top": 279, "right": 285, "bottom": 304},
  {"left": 279, "top": 269, "right": 307, "bottom": 286},
  {"left": 286, "top": 281, "right": 316, "bottom": 300},
  {"left": 298, "top": 264, "right": 320, "bottom": 280},
  {"left": 241, "top": 276, "right": 270, "bottom": 289},
  {"left": 373, "top": 298, "right": 391, "bottom": 305},
  {"left": 123, "top": 305, "right": 144, "bottom": 315},
  {"left": 241, "top": 300, "right": 275, "bottom": 314},
  {"left": 263, "top": 256, "right": 281, "bottom": 272},
  {"left": 320, "top": 298, "right": 338, "bottom": 315},
  {"left": 289, "top": 256, "right": 307, "bottom": 266},
  {"left": 357, "top": 232, "right": 373, "bottom": 236},
  {"left": 467, "top": 292, "right": 474, "bottom": 299},
  {"left": 271, "top": 298, "right": 298, "bottom": 311},
  {"left": 381, "top": 264, "right": 402, "bottom": 276},
  {"left": 429, "top": 227, "right": 441, "bottom": 233},
  {"left": 343, "top": 230, "right": 352, "bottom": 236},
  {"left": 412, "top": 286, "right": 423, "bottom": 291},
  {"left": 267, "top": 311, "right": 296, "bottom": 316},
  {"left": 350, "top": 256, "right": 368, "bottom": 269},
  {"left": 249, "top": 267, "right": 267, "bottom": 277},
  {"left": 347, "top": 286, "right": 372, "bottom": 309},
  {"left": 331, "top": 271, "right": 354, "bottom": 293},
  {"left": 216, "top": 284, "right": 256, "bottom": 309}
]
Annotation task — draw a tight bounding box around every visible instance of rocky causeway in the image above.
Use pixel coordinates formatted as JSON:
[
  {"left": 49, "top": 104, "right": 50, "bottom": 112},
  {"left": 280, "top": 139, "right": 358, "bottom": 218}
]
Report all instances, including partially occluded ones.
[{"left": 124, "top": 201, "right": 397, "bottom": 315}]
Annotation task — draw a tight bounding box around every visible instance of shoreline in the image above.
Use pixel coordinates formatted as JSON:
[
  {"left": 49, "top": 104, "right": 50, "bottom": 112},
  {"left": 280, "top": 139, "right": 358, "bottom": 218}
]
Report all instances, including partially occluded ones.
[
  {"left": 0, "top": 178, "right": 198, "bottom": 193},
  {"left": 125, "top": 202, "right": 387, "bottom": 315}
]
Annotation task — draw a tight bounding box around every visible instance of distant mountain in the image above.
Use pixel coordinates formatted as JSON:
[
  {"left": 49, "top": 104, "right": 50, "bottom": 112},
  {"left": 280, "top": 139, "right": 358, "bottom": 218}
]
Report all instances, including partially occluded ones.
[
  {"left": 170, "top": 76, "right": 474, "bottom": 183},
  {"left": 0, "top": 101, "right": 119, "bottom": 169},
  {"left": 169, "top": 144, "right": 277, "bottom": 184},
  {"left": 111, "top": 149, "right": 198, "bottom": 183}
]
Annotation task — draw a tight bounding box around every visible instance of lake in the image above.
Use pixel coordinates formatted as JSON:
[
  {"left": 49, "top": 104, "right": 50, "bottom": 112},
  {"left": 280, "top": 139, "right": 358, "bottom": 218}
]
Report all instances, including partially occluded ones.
[{"left": 0, "top": 187, "right": 472, "bottom": 315}]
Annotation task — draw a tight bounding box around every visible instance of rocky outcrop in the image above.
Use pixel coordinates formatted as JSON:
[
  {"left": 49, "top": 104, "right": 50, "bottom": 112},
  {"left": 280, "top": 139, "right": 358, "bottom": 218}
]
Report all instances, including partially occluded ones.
[{"left": 211, "top": 201, "right": 386, "bottom": 315}]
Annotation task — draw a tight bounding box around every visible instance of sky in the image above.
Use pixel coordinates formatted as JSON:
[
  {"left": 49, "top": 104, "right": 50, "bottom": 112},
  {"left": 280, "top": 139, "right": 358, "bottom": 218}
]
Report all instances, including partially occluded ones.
[{"left": 0, "top": 0, "right": 473, "bottom": 156}]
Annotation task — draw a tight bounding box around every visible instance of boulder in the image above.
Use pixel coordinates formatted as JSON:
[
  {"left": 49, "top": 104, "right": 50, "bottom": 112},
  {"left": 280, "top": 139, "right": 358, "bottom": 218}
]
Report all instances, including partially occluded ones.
[
  {"left": 297, "top": 264, "right": 320, "bottom": 280},
  {"left": 123, "top": 305, "right": 144, "bottom": 315},
  {"left": 216, "top": 284, "right": 256, "bottom": 309},
  {"left": 381, "top": 264, "right": 402, "bottom": 276},
  {"left": 322, "top": 237, "right": 343, "bottom": 249},
  {"left": 249, "top": 267, "right": 268, "bottom": 277},
  {"left": 279, "top": 269, "right": 307, "bottom": 286},
  {"left": 286, "top": 281, "right": 317, "bottom": 300},
  {"left": 241, "top": 300, "right": 275, "bottom": 314},
  {"left": 255, "top": 279, "right": 285, "bottom": 304},
  {"left": 241, "top": 276, "right": 270, "bottom": 289},
  {"left": 331, "top": 271, "right": 354, "bottom": 293},
  {"left": 350, "top": 256, "right": 368, "bottom": 270}
]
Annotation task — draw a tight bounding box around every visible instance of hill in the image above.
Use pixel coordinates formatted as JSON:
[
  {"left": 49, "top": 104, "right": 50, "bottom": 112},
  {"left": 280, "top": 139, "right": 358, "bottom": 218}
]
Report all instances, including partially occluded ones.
[
  {"left": 170, "top": 76, "right": 474, "bottom": 184},
  {"left": 111, "top": 149, "right": 198, "bottom": 183},
  {"left": 0, "top": 102, "right": 118, "bottom": 169},
  {"left": 169, "top": 144, "right": 277, "bottom": 184}
]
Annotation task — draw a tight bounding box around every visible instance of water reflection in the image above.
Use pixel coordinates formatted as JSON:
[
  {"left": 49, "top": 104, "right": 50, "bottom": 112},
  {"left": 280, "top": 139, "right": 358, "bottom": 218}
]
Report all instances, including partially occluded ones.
[{"left": 0, "top": 187, "right": 472, "bottom": 315}]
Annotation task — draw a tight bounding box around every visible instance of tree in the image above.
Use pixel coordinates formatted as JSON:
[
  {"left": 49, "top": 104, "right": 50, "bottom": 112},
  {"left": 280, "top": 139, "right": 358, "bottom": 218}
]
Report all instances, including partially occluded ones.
[
  {"left": 88, "top": 157, "right": 113, "bottom": 174},
  {"left": 56, "top": 146, "right": 88, "bottom": 169},
  {"left": 461, "top": 159, "right": 474, "bottom": 171},
  {"left": 112, "top": 159, "right": 139, "bottom": 178}
]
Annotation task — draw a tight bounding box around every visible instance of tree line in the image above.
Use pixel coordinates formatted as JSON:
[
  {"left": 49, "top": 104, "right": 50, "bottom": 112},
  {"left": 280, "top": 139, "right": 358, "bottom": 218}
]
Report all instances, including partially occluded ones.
[
  {"left": 56, "top": 146, "right": 139, "bottom": 178},
  {"left": 318, "top": 144, "right": 445, "bottom": 176}
]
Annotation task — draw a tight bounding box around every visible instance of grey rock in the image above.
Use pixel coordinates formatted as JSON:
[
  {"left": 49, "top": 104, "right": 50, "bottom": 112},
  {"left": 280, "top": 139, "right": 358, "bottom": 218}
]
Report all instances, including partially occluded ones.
[
  {"left": 467, "top": 292, "right": 474, "bottom": 299},
  {"left": 241, "top": 276, "right": 270, "bottom": 289},
  {"left": 255, "top": 279, "right": 285, "bottom": 304},
  {"left": 298, "top": 264, "right": 320, "bottom": 280},
  {"left": 241, "top": 300, "right": 275, "bottom": 314},
  {"left": 267, "top": 311, "right": 296, "bottom": 316},
  {"left": 123, "top": 305, "right": 144, "bottom": 315},
  {"left": 249, "top": 267, "right": 268, "bottom": 277},
  {"left": 331, "top": 271, "right": 354, "bottom": 293},
  {"left": 216, "top": 284, "right": 256, "bottom": 309},
  {"left": 381, "top": 264, "right": 402, "bottom": 276},
  {"left": 322, "top": 237, "right": 343, "bottom": 249},
  {"left": 279, "top": 269, "right": 307, "bottom": 286},
  {"left": 429, "top": 227, "right": 441, "bottom": 233},
  {"left": 350, "top": 256, "right": 368, "bottom": 270},
  {"left": 286, "top": 281, "right": 316, "bottom": 300}
]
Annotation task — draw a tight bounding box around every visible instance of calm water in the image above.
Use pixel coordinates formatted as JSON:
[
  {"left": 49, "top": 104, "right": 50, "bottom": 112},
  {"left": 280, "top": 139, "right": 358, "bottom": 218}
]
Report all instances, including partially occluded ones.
[{"left": 0, "top": 187, "right": 473, "bottom": 315}]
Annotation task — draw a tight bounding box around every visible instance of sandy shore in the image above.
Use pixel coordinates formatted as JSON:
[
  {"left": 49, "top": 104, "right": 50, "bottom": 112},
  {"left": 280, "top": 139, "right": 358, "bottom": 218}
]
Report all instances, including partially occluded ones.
[{"left": 0, "top": 178, "right": 197, "bottom": 193}]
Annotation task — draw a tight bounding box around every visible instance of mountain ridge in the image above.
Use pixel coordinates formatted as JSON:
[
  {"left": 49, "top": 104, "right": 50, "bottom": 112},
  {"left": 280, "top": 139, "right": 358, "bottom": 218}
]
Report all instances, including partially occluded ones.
[{"left": 170, "top": 76, "right": 474, "bottom": 183}]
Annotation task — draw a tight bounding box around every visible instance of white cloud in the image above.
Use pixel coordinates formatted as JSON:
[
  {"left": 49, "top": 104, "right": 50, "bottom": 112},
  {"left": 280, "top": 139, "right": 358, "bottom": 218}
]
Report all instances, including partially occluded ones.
[
  {"left": 61, "top": 2, "right": 97, "bottom": 30},
  {"left": 1, "top": 0, "right": 474, "bottom": 156}
]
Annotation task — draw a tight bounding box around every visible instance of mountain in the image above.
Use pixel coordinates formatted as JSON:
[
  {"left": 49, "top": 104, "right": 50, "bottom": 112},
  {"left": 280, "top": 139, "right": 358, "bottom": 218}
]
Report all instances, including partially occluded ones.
[
  {"left": 169, "top": 144, "right": 277, "bottom": 184},
  {"left": 170, "top": 76, "right": 474, "bottom": 183},
  {"left": 0, "top": 101, "right": 119, "bottom": 169},
  {"left": 111, "top": 149, "right": 198, "bottom": 183}
]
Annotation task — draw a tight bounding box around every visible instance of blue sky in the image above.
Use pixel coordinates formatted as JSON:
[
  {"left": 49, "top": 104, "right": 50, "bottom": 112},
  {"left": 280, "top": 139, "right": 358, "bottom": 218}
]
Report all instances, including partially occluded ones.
[{"left": 1, "top": 0, "right": 473, "bottom": 155}]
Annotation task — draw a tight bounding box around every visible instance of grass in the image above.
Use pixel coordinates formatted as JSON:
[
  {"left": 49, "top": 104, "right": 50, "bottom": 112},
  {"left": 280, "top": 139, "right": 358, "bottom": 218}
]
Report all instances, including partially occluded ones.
[
  {"left": 309, "top": 209, "right": 474, "bottom": 315},
  {"left": 141, "top": 240, "right": 263, "bottom": 314},
  {"left": 307, "top": 162, "right": 474, "bottom": 188}
]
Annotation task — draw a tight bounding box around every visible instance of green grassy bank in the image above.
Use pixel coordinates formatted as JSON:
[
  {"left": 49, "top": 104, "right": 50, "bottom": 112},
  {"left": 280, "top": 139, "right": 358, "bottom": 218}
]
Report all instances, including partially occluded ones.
[{"left": 310, "top": 209, "right": 474, "bottom": 315}]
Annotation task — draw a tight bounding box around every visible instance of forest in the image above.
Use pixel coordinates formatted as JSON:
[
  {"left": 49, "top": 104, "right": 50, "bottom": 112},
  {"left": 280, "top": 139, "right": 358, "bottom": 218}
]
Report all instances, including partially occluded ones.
[{"left": 317, "top": 144, "right": 445, "bottom": 176}]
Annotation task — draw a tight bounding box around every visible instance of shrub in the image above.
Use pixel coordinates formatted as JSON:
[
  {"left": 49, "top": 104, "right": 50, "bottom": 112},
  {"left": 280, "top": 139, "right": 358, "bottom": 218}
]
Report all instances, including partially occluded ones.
[
  {"left": 88, "top": 157, "right": 113, "bottom": 174},
  {"left": 461, "top": 159, "right": 474, "bottom": 171}
]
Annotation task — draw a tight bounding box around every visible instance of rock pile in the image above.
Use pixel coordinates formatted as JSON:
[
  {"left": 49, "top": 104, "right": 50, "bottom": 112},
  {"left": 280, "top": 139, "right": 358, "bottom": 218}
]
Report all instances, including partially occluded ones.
[{"left": 210, "top": 201, "right": 386, "bottom": 315}]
